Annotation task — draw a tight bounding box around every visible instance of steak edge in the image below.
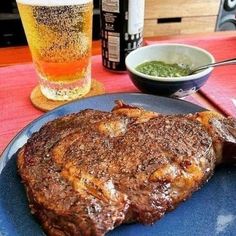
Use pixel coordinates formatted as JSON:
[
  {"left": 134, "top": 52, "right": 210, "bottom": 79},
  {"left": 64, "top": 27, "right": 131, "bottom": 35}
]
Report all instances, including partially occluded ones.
[{"left": 18, "top": 104, "right": 231, "bottom": 236}]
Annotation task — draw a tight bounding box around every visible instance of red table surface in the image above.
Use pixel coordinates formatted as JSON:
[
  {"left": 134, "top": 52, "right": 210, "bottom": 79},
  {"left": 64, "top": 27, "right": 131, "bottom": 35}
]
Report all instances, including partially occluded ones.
[
  {"left": 0, "top": 55, "right": 202, "bottom": 153},
  {"left": 1, "top": 33, "right": 236, "bottom": 153},
  {"left": 0, "top": 56, "right": 136, "bottom": 153},
  {"left": 146, "top": 34, "right": 236, "bottom": 118}
]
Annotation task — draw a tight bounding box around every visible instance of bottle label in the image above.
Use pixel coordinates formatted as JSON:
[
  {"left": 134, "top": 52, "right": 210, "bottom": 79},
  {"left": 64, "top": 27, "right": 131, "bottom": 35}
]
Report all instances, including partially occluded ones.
[
  {"left": 102, "top": 0, "right": 119, "bottom": 13},
  {"left": 108, "top": 32, "right": 120, "bottom": 62},
  {"left": 128, "top": 0, "right": 145, "bottom": 34}
]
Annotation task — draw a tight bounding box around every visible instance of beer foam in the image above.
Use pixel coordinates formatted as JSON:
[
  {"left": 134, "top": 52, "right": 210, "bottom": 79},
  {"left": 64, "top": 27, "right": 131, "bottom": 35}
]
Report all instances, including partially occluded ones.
[{"left": 16, "top": 0, "right": 91, "bottom": 6}]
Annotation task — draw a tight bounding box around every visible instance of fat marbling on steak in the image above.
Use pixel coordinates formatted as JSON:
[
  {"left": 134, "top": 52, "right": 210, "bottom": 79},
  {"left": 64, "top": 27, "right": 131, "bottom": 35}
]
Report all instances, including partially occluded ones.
[{"left": 17, "top": 101, "right": 236, "bottom": 236}]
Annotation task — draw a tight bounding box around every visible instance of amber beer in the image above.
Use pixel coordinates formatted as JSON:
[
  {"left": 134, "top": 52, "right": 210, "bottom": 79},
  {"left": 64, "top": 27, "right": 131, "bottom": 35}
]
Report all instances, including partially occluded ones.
[{"left": 16, "top": 0, "right": 93, "bottom": 101}]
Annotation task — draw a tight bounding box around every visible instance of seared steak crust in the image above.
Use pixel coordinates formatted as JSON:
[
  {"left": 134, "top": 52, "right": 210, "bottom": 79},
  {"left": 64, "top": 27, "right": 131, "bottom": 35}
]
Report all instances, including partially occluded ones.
[{"left": 18, "top": 108, "right": 217, "bottom": 236}]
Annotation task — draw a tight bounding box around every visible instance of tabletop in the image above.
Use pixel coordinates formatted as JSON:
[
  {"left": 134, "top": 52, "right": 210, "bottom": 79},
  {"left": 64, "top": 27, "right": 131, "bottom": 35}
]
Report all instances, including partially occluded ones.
[{"left": 1, "top": 31, "right": 236, "bottom": 154}]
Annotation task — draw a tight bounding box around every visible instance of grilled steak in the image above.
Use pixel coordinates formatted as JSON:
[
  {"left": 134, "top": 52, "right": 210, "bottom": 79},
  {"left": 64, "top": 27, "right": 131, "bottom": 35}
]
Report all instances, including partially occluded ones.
[{"left": 17, "top": 102, "right": 236, "bottom": 236}]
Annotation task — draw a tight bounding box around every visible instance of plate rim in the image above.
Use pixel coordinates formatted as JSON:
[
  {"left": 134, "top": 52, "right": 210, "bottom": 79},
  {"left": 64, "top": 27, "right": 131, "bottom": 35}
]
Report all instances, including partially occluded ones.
[{"left": 1, "top": 93, "right": 236, "bottom": 235}]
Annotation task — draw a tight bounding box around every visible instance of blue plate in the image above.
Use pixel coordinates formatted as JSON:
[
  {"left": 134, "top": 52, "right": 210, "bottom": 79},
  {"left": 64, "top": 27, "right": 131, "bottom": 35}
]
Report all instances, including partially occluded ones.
[{"left": 0, "top": 93, "right": 235, "bottom": 236}]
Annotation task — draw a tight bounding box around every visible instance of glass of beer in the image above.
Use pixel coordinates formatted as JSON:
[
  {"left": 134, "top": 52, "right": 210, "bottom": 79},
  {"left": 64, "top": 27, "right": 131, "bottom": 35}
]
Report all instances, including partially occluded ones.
[{"left": 16, "top": 0, "right": 93, "bottom": 101}]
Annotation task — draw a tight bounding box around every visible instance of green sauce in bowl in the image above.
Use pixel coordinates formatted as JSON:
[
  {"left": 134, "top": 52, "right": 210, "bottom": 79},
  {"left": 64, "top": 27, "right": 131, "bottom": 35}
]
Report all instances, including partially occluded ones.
[{"left": 135, "top": 61, "right": 190, "bottom": 77}]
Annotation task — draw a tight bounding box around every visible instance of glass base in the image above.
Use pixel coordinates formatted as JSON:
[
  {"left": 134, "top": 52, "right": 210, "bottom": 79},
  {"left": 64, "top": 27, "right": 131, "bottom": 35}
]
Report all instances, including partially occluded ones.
[{"left": 38, "top": 74, "right": 91, "bottom": 101}]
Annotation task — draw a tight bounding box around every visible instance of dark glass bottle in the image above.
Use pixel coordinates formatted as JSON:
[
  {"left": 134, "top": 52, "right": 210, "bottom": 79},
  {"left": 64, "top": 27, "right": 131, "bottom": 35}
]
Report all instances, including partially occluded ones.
[{"left": 100, "top": 0, "right": 145, "bottom": 72}]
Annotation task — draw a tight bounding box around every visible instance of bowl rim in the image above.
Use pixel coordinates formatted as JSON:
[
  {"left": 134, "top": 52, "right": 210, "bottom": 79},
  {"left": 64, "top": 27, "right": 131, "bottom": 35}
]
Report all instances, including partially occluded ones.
[{"left": 125, "top": 43, "right": 215, "bottom": 82}]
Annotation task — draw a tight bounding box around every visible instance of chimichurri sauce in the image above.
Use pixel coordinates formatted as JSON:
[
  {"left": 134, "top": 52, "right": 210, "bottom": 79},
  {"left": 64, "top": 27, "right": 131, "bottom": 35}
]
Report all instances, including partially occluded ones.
[{"left": 136, "top": 61, "right": 190, "bottom": 77}]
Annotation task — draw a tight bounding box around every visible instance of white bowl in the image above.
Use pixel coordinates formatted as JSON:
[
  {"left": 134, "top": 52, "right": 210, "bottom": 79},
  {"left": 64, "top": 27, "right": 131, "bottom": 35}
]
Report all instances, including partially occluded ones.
[{"left": 125, "top": 43, "right": 215, "bottom": 98}]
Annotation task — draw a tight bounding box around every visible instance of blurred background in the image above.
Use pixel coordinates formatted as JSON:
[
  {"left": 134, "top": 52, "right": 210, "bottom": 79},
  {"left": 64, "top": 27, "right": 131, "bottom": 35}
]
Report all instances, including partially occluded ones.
[{"left": 0, "top": 0, "right": 235, "bottom": 47}]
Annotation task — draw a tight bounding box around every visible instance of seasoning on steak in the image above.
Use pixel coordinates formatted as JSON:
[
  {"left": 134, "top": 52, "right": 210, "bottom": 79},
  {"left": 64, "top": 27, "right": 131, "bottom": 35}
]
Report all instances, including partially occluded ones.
[{"left": 17, "top": 101, "right": 236, "bottom": 236}]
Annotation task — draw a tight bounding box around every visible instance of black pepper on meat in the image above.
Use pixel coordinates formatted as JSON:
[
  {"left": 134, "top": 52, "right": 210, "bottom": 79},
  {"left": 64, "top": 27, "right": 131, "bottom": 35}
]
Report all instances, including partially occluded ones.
[{"left": 18, "top": 105, "right": 236, "bottom": 236}]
